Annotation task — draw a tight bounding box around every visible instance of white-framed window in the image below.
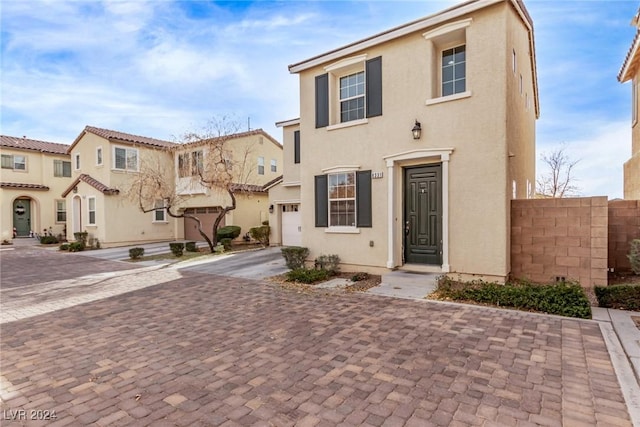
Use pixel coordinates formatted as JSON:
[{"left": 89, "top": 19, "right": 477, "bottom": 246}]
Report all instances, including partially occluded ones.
[
  {"left": 88, "top": 197, "right": 96, "bottom": 225},
  {"left": 96, "top": 147, "right": 103, "bottom": 166},
  {"left": 328, "top": 172, "right": 356, "bottom": 227},
  {"left": 56, "top": 200, "right": 66, "bottom": 222},
  {"left": 178, "top": 152, "right": 190, "bottom": 177},
  {"left": 258, "top": 157, "right": 264, "bottom": 175},
  {"left": 153, "top": 199, "right": 166, "bottom": 222},
  {"left": 512, "top": 49, "right": 517, "bottom": 74},
  {"left": 192, "top": 150, "right": 203, "bottom": 175},
  {"left": 1, "top": 154, "right": 27, "bottom": 171},
  {"left": 270, "top": 159, "right": 277, "bottom": 172},
  {"left": 54, "top": 159, "right": 71, "bottom": 177},
  {"left": 75, "top": 153, "right": 80, "bottom": 170},
  {"left": 442, "top": 45, "right": 466, "bottom": 97},
  {"left": 339, "top": 71, "right": 365, "bottom": 122},
  {"left": 113, "top": 146, "right": 138, "bottom": 171}
]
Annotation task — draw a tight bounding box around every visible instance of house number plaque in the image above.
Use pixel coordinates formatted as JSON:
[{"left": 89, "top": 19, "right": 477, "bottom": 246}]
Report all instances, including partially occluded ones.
[{"left": 372, "top": 172, "right": 383, "bottom": 179}]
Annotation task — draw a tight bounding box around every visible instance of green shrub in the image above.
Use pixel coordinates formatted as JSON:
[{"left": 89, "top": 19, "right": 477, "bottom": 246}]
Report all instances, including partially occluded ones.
[
  {"left": 286, "top": 268, "right": 329, "bottom": 284},
  {"left": 73, "top": 231, "right": 88, "bottom": 246},
  {"left": 185, "top": 241, "right": 198, "bottom": 252},
  {"left": 217, "top": 226, "right": 241, "bottom": 240},
  {"left": 315, "top": 254, "right": 340, "bottom": 275},
  {"left": 39, "top": 235, "right": 59, "bottom": 244},
  {"left": 595, "top": 284, "right": 640, "bottom": 311},
  {"left": 169, "top": 242, "right": 184, "bottom": 257},
  {"left": 59, "top": 243, "right": 70, "bottom": 251},
  {"left": 281, "top": 246, "right": 309, "bottom": 270},
  {"left": 68, "top": 242, "right": 85, "bottom": 252},
  {"left": 628, "top": 239, "right": 640, "bottom": 275},
  {"left": 436, "top": 278, "right": 591, "bottom": 319},
  {"left": 249, "top": 225, "right": 270, "bottom": 246},
  {"left": 129, "top": 247, "right": 145, "bottom": 260},
  {"left": 220, "top": 238, "right": 232, "bottom": 251}
]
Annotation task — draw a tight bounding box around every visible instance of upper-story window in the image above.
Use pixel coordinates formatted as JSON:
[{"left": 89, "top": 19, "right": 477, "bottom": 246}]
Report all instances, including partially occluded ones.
[
  {"left": 442, "top": 45, "right": 466, "bottom": 96},
  {"left": 74, "top": 154, "right": 80, "bottom": 170},
  {"left": 270, "top": 159, "right": 277, "bottom": 172},
  {"left": 1, "top": 154, "right": 27, "bottom": 171},
  {"left": 53, "top": 160, "right": 71, "bottom": 177},
  {"left": 258, "top": 157, "right": 265, "bottom": 175},
  {"left": 96, "top": 147, "right": 103, "bottom": 166},
  {"left": 315, "top": 55, "right": 382, "bottom": 129},
  {"left": 178, "top": 150, "right": 204, "bottom": 177},
  {"left": 339, "top": 71, "right": 365, "bottom": 122},
  {"left": 114, "top": 146, "right": 138, "bottom": 171}
]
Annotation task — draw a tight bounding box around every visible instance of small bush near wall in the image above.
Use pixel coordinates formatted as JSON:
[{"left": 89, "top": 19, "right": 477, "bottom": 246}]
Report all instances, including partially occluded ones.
[
  {"left": 74, "top": 232, "right": 88, "bottom": 246},
  {"left": 217, "top": 226, "right": 241, "bottom": 240},
  {"left": 169, "top": 243, "right": 184, "bottom": 257},
  {"left": 185, "top": 242, "right": 197, "bottom": 252},
  {"left": 435, "top": 278, "right": 592, "bottom": 319},
  {"left": 59, "top": 243, "right": 70, "bottom": 251},
  {"left": 315, "top": 254, "right": 340, "bottom": 274},
  {"left": 286, "top": 268, "right": 329, "bottom": 284},
  {"left": 220, "top": 238, "right": 232, "bottom": 251},
  {"left": 39, "top": 235, "right": 59, "bottom": 244},
  {"left": 68, "top": 242, "right": 85, "bottom": 252},
  {"left": 249, "top": 225, "right": 270, "bottom": 246},
  {"left": 628, "top": 239, "right": 640, "bottom": 275},
  {"left": 595, "top": 285, "right": 640, "bottom": 311},
  {"left": 281, "top": 247, "right": 309, "bottom": 270},
  {"left": 129, "top": 247, "right": 145, "bottom": 260}
]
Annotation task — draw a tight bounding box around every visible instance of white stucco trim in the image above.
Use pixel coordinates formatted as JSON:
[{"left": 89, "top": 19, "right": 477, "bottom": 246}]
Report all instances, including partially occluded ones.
[
  {"left": 324, "top": 54, "right": 368, "bottom": 72},
  {"left": 282, "top": 181, "right": 301, "bottom": 187},
  {"left": 422, "top": 18, "right": 472, "bottom": 41},
  {"left": 325, "top": 227, "right": 360, "bottom": 234},
  {"left": 326, "top": 118, "right": 369, "bottom": 131},
  {"left": 425, "top": 91, "right": 472, "bottom": 106},
  {"left": 321, "top": 165, "right": 361, "bottom": 174},
  {"left": 272, "top": 199, "right": 301, "bottom": 204},
  {"left": 383, "top": 148, "right": 454, "bottom": 271}
]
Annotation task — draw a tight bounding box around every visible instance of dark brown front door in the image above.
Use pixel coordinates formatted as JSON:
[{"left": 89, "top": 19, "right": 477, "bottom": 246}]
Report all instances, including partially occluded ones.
[{"left": 404, "top": 165, "right": 442, "bottom": 265}]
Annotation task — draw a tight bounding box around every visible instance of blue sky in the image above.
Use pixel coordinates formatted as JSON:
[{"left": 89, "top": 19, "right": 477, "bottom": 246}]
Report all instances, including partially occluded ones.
[{"left": 0, "top": 0, "right": 636, "bottom": 198}]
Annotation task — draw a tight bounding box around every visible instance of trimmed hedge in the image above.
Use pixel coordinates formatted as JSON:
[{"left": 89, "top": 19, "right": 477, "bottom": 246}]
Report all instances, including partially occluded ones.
[
  {"left": 40, "top": 235, "right": 59, "bottom": 244},
  {"left": 281, "top": 246, "right": 309, "bottom": 270},
  {"left": 129, "top": 247, "right": 145, "bottom": 260},
  {"left": 286, "top": 268, "right": 329, "bottom": 284},
  {"left": 437, "top": 278, "right": 592, "bottom": 319},
  {"left": 595, "top": 284, "right": 640, "bottom": 311},
  {"left": 249, "top": 225, "right": 270, "bottom": 246},
  {"left": 217, "top": 226, "right": 241, "bottom": 240},
  {"left": 220, "top": 238, "right": 232, "bottom": 251},
  {"left": 169, "top": 242, "right": 184, "bottom": 257},
  {"left": 185, "top": 241, "right": 198, "bottom": 252},
  {"left": 68, "top": 242, "right": 85, "bottom": 252}
]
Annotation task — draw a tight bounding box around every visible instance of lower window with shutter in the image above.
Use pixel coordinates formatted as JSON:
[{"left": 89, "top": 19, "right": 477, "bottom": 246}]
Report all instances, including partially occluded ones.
[{"left": 315, "top": 170, "right": 371, "bottom": 229}]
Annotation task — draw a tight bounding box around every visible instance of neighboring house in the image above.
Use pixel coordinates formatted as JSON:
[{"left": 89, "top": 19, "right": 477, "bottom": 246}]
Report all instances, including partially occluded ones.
[
  {"left": 1, "top": 135, "right": 73, "bottom": 241},
  {"left": 173, "top": 129, "right": 283, "bottom": 241},
  {"left": 269, "top": 0, "right": 538, "bottom": 282},
  {"left": 63, "top": 126, "right": 282, "bottom": 247},
  {"left": 618, "top": 8, "right": 640, "bottom": 200}
]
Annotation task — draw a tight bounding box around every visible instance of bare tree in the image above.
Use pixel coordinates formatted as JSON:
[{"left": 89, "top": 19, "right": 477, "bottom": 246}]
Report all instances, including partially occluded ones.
[
  {"left": 126, "top": 116, "right": 257, "bottom": 252},
  {"left": 536, "top": 146, "right": 580, "bottom": 198}
]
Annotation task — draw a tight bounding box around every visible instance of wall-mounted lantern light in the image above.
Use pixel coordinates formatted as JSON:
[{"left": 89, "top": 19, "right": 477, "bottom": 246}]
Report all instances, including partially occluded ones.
[
  {"left": 73, "top": 186, "right": 78, "bottom": 194},
  {"left": 269, "top": 204, "right": 274, "bottom": 214},
  {"left": 412, "top": 120, "right": 422, "bottom": 140}
]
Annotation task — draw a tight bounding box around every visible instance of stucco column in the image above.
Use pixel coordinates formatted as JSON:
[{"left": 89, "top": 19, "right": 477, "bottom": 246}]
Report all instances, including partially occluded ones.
[
  {"left": 441, "top": 153, "right": 450, "bottom": 272},
  {"left": 386, "top": 161, "right": 395, "bottom": 268}
]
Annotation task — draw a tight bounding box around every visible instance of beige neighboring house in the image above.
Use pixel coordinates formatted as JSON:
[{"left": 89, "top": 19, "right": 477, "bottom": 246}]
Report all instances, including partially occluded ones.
[
  {"left": 618, "top": 8, "right": 640, "bottom": 200},
  {"left": 269, "top": 0, "right": 538, "bottom": 282},
  {"left": 63, "top": 126, "right": 282, "bottom": 247},
  {"left": 1, "top": 135, "right": 73, "bottom": 241},
  {"left": 173, "top": 129, "right": 283, "bottom": 241}
]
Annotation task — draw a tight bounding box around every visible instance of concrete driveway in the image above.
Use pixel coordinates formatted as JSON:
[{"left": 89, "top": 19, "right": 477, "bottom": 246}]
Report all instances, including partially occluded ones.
[{"left": 0, "top": 246, "right": 637, "bottom": 426}]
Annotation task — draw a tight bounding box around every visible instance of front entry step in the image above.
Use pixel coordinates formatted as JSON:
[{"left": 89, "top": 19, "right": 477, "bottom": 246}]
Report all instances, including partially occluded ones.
[{"left": 368, "top": 270, "right": 439, "bottom": 299}]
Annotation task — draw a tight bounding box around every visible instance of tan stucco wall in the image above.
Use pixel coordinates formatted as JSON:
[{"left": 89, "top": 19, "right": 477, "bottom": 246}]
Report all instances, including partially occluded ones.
[
  {"left": 292, "top": 2, "right": 536, "bottom": 279},
  {"left": 626, "top": 75, "right": 640, "bottom": 199},
  {"left": 280, "top": 124, "right": 301, "bottom": 184},
  {"left": 268, "top": 182, "right": 302, "bottom": 246},
  {"left": 228, "top": 193, "right": 269, "bottom": 240},
  {"left": 1, "top": 148, "right": 72, "bottom": 240}
]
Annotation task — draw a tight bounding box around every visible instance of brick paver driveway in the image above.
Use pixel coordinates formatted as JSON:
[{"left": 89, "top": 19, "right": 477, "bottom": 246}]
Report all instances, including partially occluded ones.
[{"left": 0, "top": 247, "right": 633, "bottom": 426}]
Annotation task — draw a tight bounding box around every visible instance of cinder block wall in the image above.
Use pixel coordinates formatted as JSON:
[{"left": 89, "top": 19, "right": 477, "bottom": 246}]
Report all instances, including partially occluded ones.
[
  {"left": 608, "top": 199, "right": 640, "bottom": 272},
  {"left": 511, "top": 197, "right": 608, "bottom": 287}
]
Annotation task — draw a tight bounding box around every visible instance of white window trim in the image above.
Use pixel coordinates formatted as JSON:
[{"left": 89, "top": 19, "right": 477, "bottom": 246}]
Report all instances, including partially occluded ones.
[
  {"left": 55, "top": 200, "right": 66, "bottom": 223},
  {"left": 152, "top": 200, "right": 168, "bottom": 223},
  {"left": 327, "top": 118, "right": 369, "bottom": 131},
  {"left": 324, "top": 54, "right": 369, "bottom": 127},
  {"left": 112, "top": 145, "right": 139, "bottom": 172},
  {"left": 324, "top": 168, "right": 360, "bottom": 231},
  {"left": 425, "top": 90, "right": 472, "bottom": 106},
  {"left": 74, "top": 154, "right": 80, "bottom": 171},
  {"left": 87, "top": 196, "right": 97, "bottom": 226},
  {"left": 12, "top": 155, "right": 27, "bottom": 172},
  {"left": 422, "top": 18, "right": 471, "bottom": 41},
  {"left": 257, "top": 156, "right": 265, "bottom": 175},
  {"left": 96, "top": 146, "right": 103, "bottom": 166},
  {"left": 325, "top": 227, "right": 360, "bottom": 234}
]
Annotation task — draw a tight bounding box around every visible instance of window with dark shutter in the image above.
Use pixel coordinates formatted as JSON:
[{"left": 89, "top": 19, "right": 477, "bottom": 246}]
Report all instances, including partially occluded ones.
[
  {"left": 294, "top": 130, "right": 300, "bottom": 164},
  {"left": 315, "top": 74, "right": 329, "bottom": 128},
  {"left": 365, "top": 57, "right": 382, "bottom": 118},
  {"left": 356, "top": 170, "right": 372, "bottom": 227}
]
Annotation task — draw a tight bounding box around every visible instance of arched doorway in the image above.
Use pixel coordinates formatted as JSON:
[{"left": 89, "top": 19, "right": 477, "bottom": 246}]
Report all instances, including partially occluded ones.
[
  {"left": 72, "top": 196, "right": 82, "bottom": 234},
  {"left": 13, "top": 198, "right": 32, "bottom": 237}
]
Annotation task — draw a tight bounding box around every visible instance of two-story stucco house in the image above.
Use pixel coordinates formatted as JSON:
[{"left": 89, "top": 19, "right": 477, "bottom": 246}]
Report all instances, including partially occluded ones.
[
  {"left": 63, "top": 126, "right": 282, "bottom": 247},
  {"left": 1, "top": 135, "right": 73, "bottom": 241},
  {"left": 618, "top": 7, "right": 640, "bottom": 200},
  {"left": 270, "top": 0, "right": 538, "bottom": 282}
]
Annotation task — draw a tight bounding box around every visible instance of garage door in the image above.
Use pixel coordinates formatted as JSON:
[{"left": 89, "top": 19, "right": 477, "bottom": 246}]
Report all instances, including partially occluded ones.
[
  {"left": 282, "top": 204, "right": 301, "bottom": 247},
  {"left": 184, "top": 207, "right": 225, "bottom": 241}
]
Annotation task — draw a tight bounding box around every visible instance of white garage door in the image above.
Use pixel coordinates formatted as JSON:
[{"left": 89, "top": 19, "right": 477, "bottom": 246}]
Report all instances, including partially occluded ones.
[{"left": 282, "top": 204, "right": 302, "bottom": 247}]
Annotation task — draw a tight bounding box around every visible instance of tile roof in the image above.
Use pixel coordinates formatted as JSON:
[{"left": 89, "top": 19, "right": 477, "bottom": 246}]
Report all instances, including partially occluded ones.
[
  {"left": 1, "top": 182, "right": 50, "bottom": 191},
  {"left": 176, "top": 128, "right": 282, "bottom": 151},
  {"left": 230, "top": 182, "right": 268, "bottom": 193},
  {"left": 68, "top": 126, "right": 176, "bottom": 153},
  {"left": 0, "top": 135, "right": 70, "bottom": 155},
  {"left": 619, "top": 12, "right": 640, "bottom": 82},
  {"left": 62, "top": 174, "right": 120, "bottom": 198},
  {"left": 262, "top": 175, "right": 283, "bottom": 191}
]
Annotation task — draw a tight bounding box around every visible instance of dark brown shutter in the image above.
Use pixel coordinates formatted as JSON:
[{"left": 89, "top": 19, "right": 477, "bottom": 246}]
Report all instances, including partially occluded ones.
[
  {"left": 366, "top": 57, "right": 382, "bottom": 118},
  {"left": 315, "top": 74, "right": 329, "bottom": 128},
  {"left": 294, "top": 130, "right": 300, "bottom": 164},
  {"left": 314, "top": 175, "right": 328, "bottom": 227},
  {"left": 356, "top": 170, "right": 372, "bottom": 227}
]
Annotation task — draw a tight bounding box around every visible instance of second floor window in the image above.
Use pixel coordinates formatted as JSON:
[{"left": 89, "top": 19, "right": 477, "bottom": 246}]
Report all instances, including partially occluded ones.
[
  {"left": 56, "top": 200, "right": 66, "bottom": 222},
  {"left": 96, "top": 147, "right": 103, "bottom": 165},
  {"left": 271, "top": 159, "right": 277, "bottom": 172},
  {"left": 258, "top": 157, "right": 264, "bottom": 175},
  {"left": 75, "top": 154, "right": 81, "bottom": 170},
  {"left": 54, "top": 160, "right": 71, "bottom": 177},
  {"left": 114, "top": 147, "right": 138, "bottom": 171},
  {"left": 1, "top": 154, "right": 26, "bottom": 171},
  {"left": 442, "top": 45, "right": 466, "bottom": 96},
  {"left": 339, "top": 71, "right": 365, "bottom": 122}
]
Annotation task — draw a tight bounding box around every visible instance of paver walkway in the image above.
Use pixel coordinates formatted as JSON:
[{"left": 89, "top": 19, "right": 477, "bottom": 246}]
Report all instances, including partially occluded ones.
[{"left": 0, "top": 248, "right": 635, "bottom": 426}]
